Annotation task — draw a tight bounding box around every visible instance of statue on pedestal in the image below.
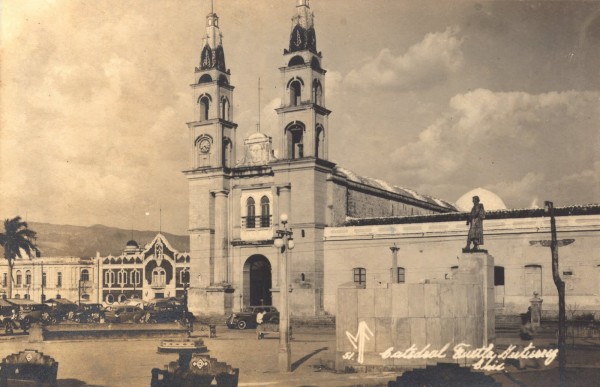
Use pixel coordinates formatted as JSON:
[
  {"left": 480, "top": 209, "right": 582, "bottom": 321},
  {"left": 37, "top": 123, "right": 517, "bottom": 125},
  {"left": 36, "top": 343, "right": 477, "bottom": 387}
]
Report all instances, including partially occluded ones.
[{"left": 464, "top": 196, "right": 485, "bottom": 252}]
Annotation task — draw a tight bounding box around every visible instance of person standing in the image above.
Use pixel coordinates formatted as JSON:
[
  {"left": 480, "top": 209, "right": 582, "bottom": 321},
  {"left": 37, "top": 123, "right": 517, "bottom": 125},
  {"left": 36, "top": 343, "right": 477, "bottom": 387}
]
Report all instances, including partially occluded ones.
[{"left": 465, "top": 196, "right": 485, "bottom": 251}]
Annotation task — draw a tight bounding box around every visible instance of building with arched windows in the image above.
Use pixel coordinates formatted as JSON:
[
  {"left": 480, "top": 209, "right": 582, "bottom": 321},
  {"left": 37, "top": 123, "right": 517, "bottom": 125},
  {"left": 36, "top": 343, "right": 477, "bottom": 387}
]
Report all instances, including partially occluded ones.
[
  {"left": 0, "top": 256, "right": 97, "bottom": 303},
  {"left": 185, "top": 1, "right": 457, "bottom": 317},
  {"left": 98, "top": 234, "right": 190, "bottom": 304}
]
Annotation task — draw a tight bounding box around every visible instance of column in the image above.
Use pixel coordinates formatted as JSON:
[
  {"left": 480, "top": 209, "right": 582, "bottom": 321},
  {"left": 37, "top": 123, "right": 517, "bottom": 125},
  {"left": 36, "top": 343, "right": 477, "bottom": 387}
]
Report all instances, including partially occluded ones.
[{"left": 213, "top": 190, "right": 229, "bottom": 285}]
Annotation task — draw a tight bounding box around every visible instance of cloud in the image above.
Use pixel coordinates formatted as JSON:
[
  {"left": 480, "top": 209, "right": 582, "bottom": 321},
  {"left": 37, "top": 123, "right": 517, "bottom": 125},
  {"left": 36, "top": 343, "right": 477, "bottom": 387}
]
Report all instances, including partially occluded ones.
[
  {"left": 344, "top": 27, "right": 464, "bottom": 91},
  {"left": 389, "top": 89, "right": 600, "bottom": 208}
]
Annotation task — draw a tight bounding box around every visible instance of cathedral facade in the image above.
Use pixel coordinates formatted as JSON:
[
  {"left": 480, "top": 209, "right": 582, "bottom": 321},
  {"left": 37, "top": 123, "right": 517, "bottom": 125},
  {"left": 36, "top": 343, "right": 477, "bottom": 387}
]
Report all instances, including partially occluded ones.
[{"left": 184, "top": 1, "right": 455, "bottom": 317}]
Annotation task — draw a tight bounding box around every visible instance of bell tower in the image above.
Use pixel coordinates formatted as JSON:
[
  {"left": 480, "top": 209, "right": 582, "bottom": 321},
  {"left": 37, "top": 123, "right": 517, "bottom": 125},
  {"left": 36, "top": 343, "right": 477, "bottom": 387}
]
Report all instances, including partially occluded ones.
[
  {"left": 276, "top": 0, "right": 331, "bottom": 160},
  {"left": 188, "top": 3, "right": 237, "bottom": 169}
]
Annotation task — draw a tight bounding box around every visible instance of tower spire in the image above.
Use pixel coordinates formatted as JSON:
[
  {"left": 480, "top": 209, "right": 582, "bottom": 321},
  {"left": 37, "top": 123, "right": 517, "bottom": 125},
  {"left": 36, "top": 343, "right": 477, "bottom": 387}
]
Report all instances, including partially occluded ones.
[
  {"left": 288, "top": 0, "right": 316, "bottom": 53},
  {"left": 200, "top": 1, "right": 226, "bottom": 71}
]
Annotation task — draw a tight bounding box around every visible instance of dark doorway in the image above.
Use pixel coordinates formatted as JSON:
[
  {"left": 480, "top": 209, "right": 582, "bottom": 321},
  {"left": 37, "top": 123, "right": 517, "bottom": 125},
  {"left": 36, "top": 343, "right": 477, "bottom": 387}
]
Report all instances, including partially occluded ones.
[{"left": 244, "top": 255, "right": 272, "bottom": 306}]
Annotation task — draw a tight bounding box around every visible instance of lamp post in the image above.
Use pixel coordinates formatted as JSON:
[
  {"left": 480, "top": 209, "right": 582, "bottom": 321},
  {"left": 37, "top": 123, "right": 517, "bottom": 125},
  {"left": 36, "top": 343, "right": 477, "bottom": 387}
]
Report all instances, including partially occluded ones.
[
  {"left": 390, "top": 243, "right": 400, "bottom": 283},
  {"left": 273, "top": 213, "right": 294, "bottom": 373}
]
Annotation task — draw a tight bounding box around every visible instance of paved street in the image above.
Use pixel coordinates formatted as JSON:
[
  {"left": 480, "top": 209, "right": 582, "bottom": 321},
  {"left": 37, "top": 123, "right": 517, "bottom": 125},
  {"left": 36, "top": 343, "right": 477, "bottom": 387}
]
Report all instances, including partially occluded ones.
[{"left": 1, "top": 325, "right": 600, "bottom": 386}]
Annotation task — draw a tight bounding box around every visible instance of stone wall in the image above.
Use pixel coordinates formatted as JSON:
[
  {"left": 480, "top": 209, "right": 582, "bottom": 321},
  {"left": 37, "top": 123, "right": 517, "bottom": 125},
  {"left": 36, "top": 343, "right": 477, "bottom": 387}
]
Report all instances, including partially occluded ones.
[{"left": 335, "top": 253, "right": 494, "bottom": 371}]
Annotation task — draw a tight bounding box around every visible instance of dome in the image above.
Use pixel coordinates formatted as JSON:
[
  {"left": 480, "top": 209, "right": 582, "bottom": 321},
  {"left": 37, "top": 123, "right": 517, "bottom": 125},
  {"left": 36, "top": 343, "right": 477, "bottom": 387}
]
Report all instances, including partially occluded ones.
[
  {"left": 126, "top": 240, "right": 139, "bottom": 248},
  {"left": 247, "top": 132, "right": 269, "bottom": 141},
  {"left": 456, "top": 188, "right": 507, "bottom": 212}
]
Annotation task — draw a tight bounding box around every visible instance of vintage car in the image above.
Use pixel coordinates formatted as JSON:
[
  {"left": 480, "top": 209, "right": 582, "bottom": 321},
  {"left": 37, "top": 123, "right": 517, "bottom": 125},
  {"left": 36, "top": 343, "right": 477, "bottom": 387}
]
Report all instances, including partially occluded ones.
[
  {"left": 5, "top": 299, "right": 52, "bottom": 332},
  {"left": 226, "top": 306, "right": 279, "bottom": 330},
  {"left": 43, "top": 298, "right": 79, "bottom": 323},
  {"left": 104, "top": 305, "right": 145, "bottom": 323},
  {"left": 74, "top": 303, "right": 105, "bottom": 323},
  {"left": 141, "top": 298, "right": 194, "bottom": 325}
]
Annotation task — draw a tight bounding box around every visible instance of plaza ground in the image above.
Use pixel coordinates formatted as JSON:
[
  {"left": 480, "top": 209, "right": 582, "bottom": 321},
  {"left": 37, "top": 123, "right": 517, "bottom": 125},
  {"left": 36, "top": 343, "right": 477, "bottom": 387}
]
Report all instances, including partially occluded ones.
[{"left": 1, "top": 325, "right": 599, "bottom": 386}]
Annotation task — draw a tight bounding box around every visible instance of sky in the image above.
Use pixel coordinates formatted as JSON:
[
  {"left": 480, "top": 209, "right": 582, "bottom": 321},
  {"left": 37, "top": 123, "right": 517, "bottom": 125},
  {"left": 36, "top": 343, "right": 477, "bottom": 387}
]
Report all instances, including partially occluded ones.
[{"left": 1, "top": 0, "right": 599, "bottom": 235}]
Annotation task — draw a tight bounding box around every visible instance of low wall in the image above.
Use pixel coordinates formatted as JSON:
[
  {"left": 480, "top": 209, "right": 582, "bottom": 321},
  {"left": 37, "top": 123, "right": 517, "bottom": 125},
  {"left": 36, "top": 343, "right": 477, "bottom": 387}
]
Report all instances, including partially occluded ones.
[
  {"left": 336, "top": 252, "right": 494, "bottom": 371},
  {"left": 42, "top": 323, "right": 189, "bottom": 341}
]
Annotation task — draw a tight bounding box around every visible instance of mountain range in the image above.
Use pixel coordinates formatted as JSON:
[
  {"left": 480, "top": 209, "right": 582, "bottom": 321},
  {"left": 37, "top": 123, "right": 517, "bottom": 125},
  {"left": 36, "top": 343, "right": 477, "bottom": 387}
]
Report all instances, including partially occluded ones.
[{"left": 21, "top": 222, "right": 189, "bottom": 258}]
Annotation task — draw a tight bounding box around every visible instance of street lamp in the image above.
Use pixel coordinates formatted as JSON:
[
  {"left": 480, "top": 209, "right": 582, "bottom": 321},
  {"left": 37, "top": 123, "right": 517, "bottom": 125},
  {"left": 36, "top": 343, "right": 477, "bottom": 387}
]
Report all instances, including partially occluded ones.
[{"left": 273, "top": 213, "right": 294, "bottom": 373}]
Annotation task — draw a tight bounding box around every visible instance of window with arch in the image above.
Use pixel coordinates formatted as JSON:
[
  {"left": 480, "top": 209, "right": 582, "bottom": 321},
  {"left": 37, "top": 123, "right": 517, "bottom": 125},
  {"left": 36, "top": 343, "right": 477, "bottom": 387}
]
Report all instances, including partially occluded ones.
[
  {"left": 286, "top": 124, "right": 304, "bottom": 159},
  {"left": 117, "top": 269, "right": 127, "bottom": 287},
  {"left": 118, "top": 294, "right": 127, "bottom": 303},
  {"left": 199, "top": 95, "right": 211, "bottom": 120},
  {"left": 14, "top": 294, "right": 20, "bottom": 299},
  {"left": 289, "top": 80, "right": 302, "bottom": 106},
  {"left": 260, "top": 196, "right": 271, "bottom": 227},
  {"left": 222, "top": 137, "right": 232, "bottom": 168},
  {"left": 80, "top": 269, "right": 90, "bottom": 282},
  {"left": 57, "top": 272, "right": 62, "bottom": 288},
  {"left": 312, "top": 79, "right": 322, "bottom": 105},
  {"left": 221, "top": 97, "right": 230, "bottom": 120},
  {"left": 16, "top": 270, "right": 22, "bottom": 287},
  {"left": 24, "top": 294, "right": 30, "bottom": 300},
  {"left": 353, "top": 267, "right": 366, "bottom": 286},
  {"left": 131, "top": 270, "right": 141, "bottom": 287},
  {"left": 246, "top": 197, "right": 256, "bottom": 228},
  {"left": 2, "top": 273, "right": 6, "bottom": 287},
  {"left": 25, "top": 270, "right": 31, "bottom": 286},
  {"left": 152, "top": 268, "right": 166, "bottom": 287},
  {"left": 106, "top": 294, "right": 115, "bottom": 304},
  {"left": 315, "top": 127, "right": 324, "bottom": 159},
  {"left": 105, "top": 270, "right": 115, "bottom": 287}
]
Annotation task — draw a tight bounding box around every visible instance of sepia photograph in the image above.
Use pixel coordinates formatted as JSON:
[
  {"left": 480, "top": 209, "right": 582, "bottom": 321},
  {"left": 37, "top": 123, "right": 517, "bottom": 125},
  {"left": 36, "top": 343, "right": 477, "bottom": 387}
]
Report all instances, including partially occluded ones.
[{"left": 1, "top": 0, "right": 599, "bottom": 385}]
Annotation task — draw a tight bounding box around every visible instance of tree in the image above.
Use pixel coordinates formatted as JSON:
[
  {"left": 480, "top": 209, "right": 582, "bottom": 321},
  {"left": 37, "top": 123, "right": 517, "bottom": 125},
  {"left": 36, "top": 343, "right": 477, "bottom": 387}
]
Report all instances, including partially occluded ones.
[{"left": 0, "top": 216, "right": 38, "bottom": 298}]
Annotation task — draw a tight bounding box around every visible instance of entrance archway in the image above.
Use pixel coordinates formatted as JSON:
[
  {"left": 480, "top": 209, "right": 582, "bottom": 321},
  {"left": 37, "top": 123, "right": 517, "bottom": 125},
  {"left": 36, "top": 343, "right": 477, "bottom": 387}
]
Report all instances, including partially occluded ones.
[{"left": 243, "top": 255, "right": 273, "bottom": 306}]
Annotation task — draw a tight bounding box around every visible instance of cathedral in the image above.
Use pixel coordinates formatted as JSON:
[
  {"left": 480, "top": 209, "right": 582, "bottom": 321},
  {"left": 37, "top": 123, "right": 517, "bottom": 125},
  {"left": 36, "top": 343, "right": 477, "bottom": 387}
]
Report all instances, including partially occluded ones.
[
  {"left": 184, "top": 0, "right": 455, "bottom": 317},
  {"left": 184, "top": 1, "right": 600, "bottom": 319}
]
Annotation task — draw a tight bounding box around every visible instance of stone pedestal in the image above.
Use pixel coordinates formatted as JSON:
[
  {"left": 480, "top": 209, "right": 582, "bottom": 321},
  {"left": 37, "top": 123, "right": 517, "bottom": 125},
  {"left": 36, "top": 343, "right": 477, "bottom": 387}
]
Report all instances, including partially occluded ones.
[
  {"left": 188, "top": 286, "right": 234, "bottom": 317},
  {"left": 529, "top": 292, "right": 543, "bottom": 329},
  {"left": 28, "top": 323, "right": 43, "bottom": 343}
]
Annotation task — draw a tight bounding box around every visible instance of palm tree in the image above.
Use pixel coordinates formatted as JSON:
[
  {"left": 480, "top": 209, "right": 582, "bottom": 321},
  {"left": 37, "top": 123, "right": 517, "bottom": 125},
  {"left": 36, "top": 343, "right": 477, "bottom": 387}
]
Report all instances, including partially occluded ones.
[{"left": 0, "top": 216, "right": 38, "bottom": 299}]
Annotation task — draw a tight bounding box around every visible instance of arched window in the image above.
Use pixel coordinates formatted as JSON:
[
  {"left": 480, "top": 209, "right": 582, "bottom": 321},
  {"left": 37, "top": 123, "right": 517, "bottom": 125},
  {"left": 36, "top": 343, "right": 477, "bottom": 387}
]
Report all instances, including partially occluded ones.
[
  {"left": 57, "top": 272, "right": 62, "bottom": 288},
  {"left": 222, "top": 137, "right": 232, "bottom": 168},
  {"left": 16, "top": 270, "right": 22, "bottom": 287},
  {"left": 152, "top": 268, "right": 166, "bottom": 287},
  {"left": 316, "top": 127, "right": 324, "bottom": 159},
  {"left": 25, "top": 270, "right": 31, "bottom": 286},
  {"left": 353, "top": 267, "right": 366, "bottom": 286},
  {"left": 117, "top": 269, "right": 127, "bottom": 287},
  {"left": 80, "top": 269, "right": 90, "bottom": 282},
  {"left": 118, "top": 294, "right": 127, "bottom": 303},
  {"left": 286, "top": 123, "right": 304, "bottom": 159},
  {"left": 199, "top": 74, "right": 213, "bottom": 84},
  {"left": 221, "top": 97, "right": 230, "bottom": 120},
  {"left": 105, "top": 270, "right": 115, "bottom": 287},
  {"left": 312, "top": 80, "right": 322, "bottom": 105},
  {"left": 246, "top": 197, "right": 256, "bottom": 228},
  {"left": 260, "top": 196, "right": 271, "bottom": 227},
  {"left": 131, "top": 270, "right": 141, "bottom": 287},
  {"left": 24, "top": 294, "right": 30, "bottom": 300},
  {"left": 290, "top": 80, "right": 302, "bottom": 106},
  {"left": 199, "top": 95, "right": 211, "bottom": 120},
  {"left": 288, "top": 55, "right": 305, "bottom": 67}
]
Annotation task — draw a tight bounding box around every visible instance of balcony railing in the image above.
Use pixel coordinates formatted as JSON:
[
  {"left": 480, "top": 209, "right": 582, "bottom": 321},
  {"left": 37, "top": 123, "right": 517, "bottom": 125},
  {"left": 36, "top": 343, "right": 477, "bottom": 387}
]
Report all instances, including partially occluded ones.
[{"left": 242, "top": 215, "right": 272, "bottom": 229}]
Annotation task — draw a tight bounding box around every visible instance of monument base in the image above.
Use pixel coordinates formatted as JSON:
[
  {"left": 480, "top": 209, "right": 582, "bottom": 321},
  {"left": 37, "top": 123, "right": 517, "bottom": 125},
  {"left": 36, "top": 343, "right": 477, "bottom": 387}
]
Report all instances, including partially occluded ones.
[{"left": 188, "top": 285, "right": 234, "bottom": 317}]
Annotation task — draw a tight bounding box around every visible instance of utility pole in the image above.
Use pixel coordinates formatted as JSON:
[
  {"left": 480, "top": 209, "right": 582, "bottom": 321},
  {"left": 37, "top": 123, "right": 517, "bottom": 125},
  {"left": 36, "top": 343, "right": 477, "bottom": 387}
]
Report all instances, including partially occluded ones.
[{"left": 530, "top": 201, "right": 574, "bottom": 387}]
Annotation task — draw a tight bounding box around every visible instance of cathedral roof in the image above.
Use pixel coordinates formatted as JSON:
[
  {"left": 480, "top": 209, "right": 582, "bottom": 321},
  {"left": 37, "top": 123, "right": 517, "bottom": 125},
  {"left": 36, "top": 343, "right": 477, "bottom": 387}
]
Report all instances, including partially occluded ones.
[{"left": 334, "top": 166, "right": 457, "bottom": 211}]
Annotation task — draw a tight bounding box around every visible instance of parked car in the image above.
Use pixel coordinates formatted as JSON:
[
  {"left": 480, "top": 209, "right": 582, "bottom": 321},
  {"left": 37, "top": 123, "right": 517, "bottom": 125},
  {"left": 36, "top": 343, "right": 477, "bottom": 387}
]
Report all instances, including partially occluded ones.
[
  {"left": 142, "top": 298, "right": 194, "bottom": 325},
  {"left": 1, "top": 299, "right": 19, "bottom": 334},
  {"left": 104, "top": 305, "right": 145, "bottom": 323},
  {"left": 43, "top": 298, "right": 79, "bottom": 323},
  {"left": 74, "top": 303, "right": 105, "bottom": 323},
  {"left": 5, "top": 299, "right": 52, "bottom": 331},
  {"left": 226, "top": 306, "right": 279, "bottom": 330}
]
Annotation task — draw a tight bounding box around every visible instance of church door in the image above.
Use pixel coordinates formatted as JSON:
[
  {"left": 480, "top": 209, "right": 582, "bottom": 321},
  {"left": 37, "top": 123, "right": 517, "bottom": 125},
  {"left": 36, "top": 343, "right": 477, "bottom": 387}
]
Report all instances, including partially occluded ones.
[{"left": 243, "top": 255, "right": 272, "bottom": 306}]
